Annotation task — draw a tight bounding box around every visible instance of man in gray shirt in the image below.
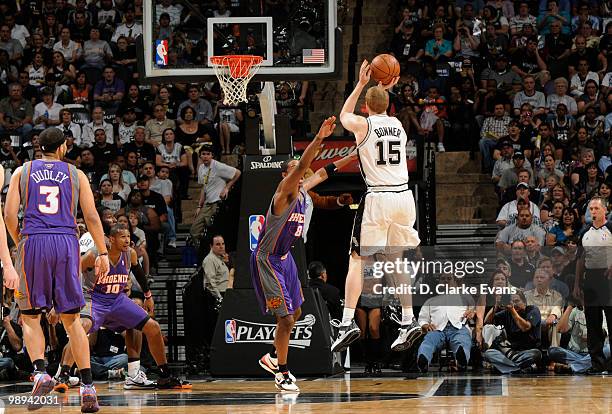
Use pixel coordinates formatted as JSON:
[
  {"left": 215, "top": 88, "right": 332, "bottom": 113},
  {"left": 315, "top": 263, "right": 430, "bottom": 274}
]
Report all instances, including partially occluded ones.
[
  {"left": 0, "top": 24, "right": 22, "bottom": 61},
  {"left": 513, "top": 75, "right": 546, "bottom": 116},
  {"left": 496, "top": 208, "right": 546, "bottom": 251},
  {"left": 82, "top": 27, "right": 113, "bottom": 69}
]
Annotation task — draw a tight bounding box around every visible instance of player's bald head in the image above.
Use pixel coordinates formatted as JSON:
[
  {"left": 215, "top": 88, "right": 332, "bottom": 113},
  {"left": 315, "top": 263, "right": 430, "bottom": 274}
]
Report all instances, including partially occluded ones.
[
  {"left": 365, "top": 86, "right": 389, "bottom": 114},
  {"left": 39, "top": 127, "right": 66, "bottom": 153}
]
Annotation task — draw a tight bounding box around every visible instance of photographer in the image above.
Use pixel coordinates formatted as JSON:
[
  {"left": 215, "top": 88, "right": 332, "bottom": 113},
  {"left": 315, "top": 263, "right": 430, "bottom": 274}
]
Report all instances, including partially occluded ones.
[
  {"left": 453, "top": 24, "right": 479, "bottom": 60},
  {"left": 483, "top": 291, "right": 542, "bottom": 374}
]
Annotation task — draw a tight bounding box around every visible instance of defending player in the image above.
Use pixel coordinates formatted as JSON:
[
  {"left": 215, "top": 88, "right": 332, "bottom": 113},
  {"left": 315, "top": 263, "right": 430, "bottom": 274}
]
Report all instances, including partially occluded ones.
[
  {"left": 251, "top": 116, "right": 336, "bottom": 392},
  {"left": 0, "top": 166, "right": 20, "bottom": 292},
  {"left": 331, "top": 61, "right": 422, "bottom": 353},
  {"left": 4, "top": 127, "right": 109, "bottom": 412},
  {"left": 57, "top": 224, "right": 190, "bottom": 390}
]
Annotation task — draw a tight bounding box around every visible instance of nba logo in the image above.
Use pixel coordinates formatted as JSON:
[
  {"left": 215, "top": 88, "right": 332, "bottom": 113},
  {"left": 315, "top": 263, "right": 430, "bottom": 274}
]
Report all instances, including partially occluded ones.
[
  {"left": 249, "top": 215, "right": 265, "bottom": 251},
  {"left": 155, "top": 40, "right": 168, "bottom": 66},
  {"left": 225, "top": 320, "right": 236, "bottom": 343}
]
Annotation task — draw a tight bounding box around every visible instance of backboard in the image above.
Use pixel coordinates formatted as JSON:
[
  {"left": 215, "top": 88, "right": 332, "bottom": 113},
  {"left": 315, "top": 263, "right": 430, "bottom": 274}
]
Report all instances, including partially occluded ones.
[{"left": 141, "top": 0, "right": 341, "bottom": 82}]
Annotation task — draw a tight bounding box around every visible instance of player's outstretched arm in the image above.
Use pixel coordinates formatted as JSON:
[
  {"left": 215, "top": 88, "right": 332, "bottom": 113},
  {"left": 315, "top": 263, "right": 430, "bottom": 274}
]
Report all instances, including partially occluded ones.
[
  {"left": 303, "top": 151, "right": 357, "bottom": 192},
  {"left": 340, "top": 60, "right": 369, "bottom": 138},
  {"left": 4, "top": 167, "right": 22, "bottom": 246},
  {"left": 77, "top": 170, "right": 109, "bottom": 277},
  {"left": 277, "top": 116, "right": 337, "bottom": 200},
  {"left": 0, "top": 166, "right": 19, "bottom": 290}
]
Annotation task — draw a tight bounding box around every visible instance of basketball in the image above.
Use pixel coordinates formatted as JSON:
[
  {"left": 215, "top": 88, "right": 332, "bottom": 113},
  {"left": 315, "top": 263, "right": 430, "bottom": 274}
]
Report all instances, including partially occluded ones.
[{"left": 370, "top": 54, "right": 400, "bottom": 85}]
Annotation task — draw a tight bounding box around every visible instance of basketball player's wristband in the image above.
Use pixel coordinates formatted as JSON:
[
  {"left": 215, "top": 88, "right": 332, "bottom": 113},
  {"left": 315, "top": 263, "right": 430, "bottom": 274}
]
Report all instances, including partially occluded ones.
[
  {"left": 324, "top": 162, "right": 337, "bottom": 177},
  {"left": 144, "top": 291, "right": 152, "bottom": 299}
]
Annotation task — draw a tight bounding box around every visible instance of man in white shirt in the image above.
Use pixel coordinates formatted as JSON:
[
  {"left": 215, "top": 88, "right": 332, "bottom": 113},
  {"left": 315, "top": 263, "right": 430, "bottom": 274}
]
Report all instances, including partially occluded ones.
[
  {"left": 416, "top": 274, "right": 475, "bottom": 372},
  {"left": 190, "top": 144, "right": 241, "bottom": 243},
  {"left": 497, "top": 183, "right": 540, "bottom": 227},
  {"left": 55, "top": 108, "right": 82, "bottom": 144},
  {"left": 5, "top": 15, "right": 29, "bottom": 48},
  {"left": 111, "top": 6, "right": 143, "bottom": 44},
  {"left": 156, "top": 0, "right": 183, "bottom": 28},
  {"left": 524, "top": 268, "right": 563, "bottom": 347},
  {"left": 80, "top": 106, "right": 114, "bottom": 148}
]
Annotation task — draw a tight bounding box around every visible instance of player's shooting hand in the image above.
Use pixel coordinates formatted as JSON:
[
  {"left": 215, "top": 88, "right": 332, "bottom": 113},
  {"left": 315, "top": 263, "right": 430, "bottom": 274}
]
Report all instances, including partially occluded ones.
[
  {"left": 144, "top": 296, "right": 155, "bottom": 317},
  {"left": 378, "top": 76, "right": 400, "bottom": 90},
  {"left": 2, "top": 265, "right": 18, "bottom": 290},
  {"left": 317, "top": 116, "right": 336, "bottom": 139},
  {"left": 358, "top": 60, "right": 371, "bottom": 86},
  {"left": 95, "top": 254, "right": 110, "bottom": 278}
]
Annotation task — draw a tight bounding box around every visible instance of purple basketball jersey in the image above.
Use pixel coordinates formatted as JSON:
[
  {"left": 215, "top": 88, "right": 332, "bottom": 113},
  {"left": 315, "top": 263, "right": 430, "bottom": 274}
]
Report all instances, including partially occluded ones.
[
  {"left": 93, "top": 251, "right": 131, "bottom": 297},
  {"left": 255, "top": 187, "right": 307, "bottom": 256},
  {"left": 20, "top": 160, "right": 79, "bottom": 235}
]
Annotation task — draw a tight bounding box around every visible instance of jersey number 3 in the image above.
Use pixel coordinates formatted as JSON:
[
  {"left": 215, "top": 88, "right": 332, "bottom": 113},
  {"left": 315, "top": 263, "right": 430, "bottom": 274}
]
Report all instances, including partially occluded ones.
[
  {"left": 39, "top": 186, "right": 60, "bottom": 214},
  {"left": 375, "top": 140, "right": 401, "bottom": 166}
]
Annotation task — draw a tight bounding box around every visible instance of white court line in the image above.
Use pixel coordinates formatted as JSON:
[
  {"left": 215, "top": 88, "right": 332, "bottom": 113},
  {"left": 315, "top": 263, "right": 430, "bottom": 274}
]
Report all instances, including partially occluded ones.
[
  {"left": 422, "top": 378, "right": 445, "bottom": 397},
  {"left": 501, "top": 376, "right": 509, "bottom": 396}
]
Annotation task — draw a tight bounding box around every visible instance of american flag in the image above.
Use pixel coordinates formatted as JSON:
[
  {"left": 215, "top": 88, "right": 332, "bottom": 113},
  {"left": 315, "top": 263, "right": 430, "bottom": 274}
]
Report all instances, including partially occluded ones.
[{"left": 303, "top": 49, "right": 325, "bottom": 64}]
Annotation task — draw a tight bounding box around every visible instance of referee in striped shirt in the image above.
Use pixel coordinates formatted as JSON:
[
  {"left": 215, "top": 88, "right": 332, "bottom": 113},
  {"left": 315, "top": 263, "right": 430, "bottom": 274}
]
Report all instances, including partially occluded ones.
[{"left": 574, "top": 196, "right": 612, "bottom": 373}]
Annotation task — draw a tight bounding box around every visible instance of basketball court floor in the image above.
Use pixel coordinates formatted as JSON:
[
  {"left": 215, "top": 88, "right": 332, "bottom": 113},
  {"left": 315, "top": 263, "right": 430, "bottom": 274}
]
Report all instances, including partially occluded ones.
[{"left": 1, "top": 372, "right": 610, "bottom": 413}]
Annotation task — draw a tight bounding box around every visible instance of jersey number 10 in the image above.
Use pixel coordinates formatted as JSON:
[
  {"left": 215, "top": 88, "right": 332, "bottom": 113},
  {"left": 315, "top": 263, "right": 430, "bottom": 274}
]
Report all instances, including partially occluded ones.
[{"left": 375, "top": 140, "right": 401, "bottom": 166}]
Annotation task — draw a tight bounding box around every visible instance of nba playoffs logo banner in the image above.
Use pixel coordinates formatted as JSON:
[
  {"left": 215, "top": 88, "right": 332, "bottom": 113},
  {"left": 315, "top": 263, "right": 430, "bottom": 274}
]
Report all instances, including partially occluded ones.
[
  {"left": 249, "top": 215, "right": 265, "bottom": 251},
  {"left": 293, "top": 140, "right": 417, "bottom": 173},
  {"left": 155, "top": 40, "right": 168, "bottom": 66},
  {"left": 225, "top": 314, "right": 316, "bottom": 348}
]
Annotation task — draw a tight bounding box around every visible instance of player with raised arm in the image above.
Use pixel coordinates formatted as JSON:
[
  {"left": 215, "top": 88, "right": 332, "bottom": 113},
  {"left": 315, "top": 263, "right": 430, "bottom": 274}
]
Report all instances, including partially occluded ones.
[
  {"left": 4, "top": 127, "right": 109, "bottom": 412},
  {"left": 251, "top": 117, "right": 338, "bottom": 392},
  {"left": 330, "top": 61, "right": 422, "bottom": 353}
]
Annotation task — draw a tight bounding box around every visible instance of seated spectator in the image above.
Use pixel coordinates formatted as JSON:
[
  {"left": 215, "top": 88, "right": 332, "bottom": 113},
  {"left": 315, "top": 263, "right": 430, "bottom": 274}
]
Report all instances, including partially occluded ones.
[
  {"left": 0, "top": 24, "right": 23, "bottom": 62},
  {"left": 308, "top": 261, "right": 341, "bottom": 320},
  {"left": 81, "top": 27, "right": 113, "bottom": 70},
  {"left": 98, "top": 178, "right": 125, "bottom": 214},
  {"left": 525, "top": 256, "right": 570, "bottom": 299},
  {"left": 93, "top": 66, "right": 125, "bottom": 111},
  {"left": 543, "top": 19, "right": 571, "bottom": 79},
  {"left": 499, "top": 152, "right": 535, "bottom": 191},
  {"left": 103, "top": 162, "right": 133, "bottom": 200},
  {"left": 483, "top": 291, "right": 542, "bottom": 374},
  {"left": 142, "top": 162, "right": 176, "bottom": 248},
  {"left": 568, "top": 35, "right": 605, "bottom": 79},
  {"left": 511, "top": 36, "right": 547, "bottom": 79},
  {"left": 156, "top": 128, "right": 189, "bottom": 200},
  {"left": 33, "top": 88, "right": 62, "bottom": 132},
  {"left": 537, "top": 154, "right": 565, "bottom": 186},
  {"left": 577, "top": 80, "right": 602, "bottom": 115},
  {"left": 546, "top": 77, "right": 578, "bottom": 116},
  {"left": 124, "top": 126, "right": 157, "bottom": 164},
  {"left": 541, "top": 200, "right": 564, "bottom": 231},
  {"left": 513, "top": 76, "right": 547, "bottom": 116},
  {"left": 475, "top": 270, "right": 512, "bottom": 348},
  {"left": 63, "top": 131, "right": 80, "bottom": 166},
  {"left": 570, "top": 58, "right": 599, "bottom": 98},
  {"left": 118, "top": 83, "right": 148, "bottom": 122},
  {"left": 496, "top": 208, "right": 546, "bottom": 252},
  {"left": 0, "top": 83, "right": 34, "bottom": 138},
  {"left": 90, "top": 128, "right": 117, "bottom": 172},
  {"left": 537, "top": 0, "right": 570, "bottom": 36},
  {"left": 480, "top": 103, "right": 512, "bottom": 172},
  {"left": 416, "top": 274, "right": 475, "bottom": 373},
  {"left": 418, "top": 86, "right": 446, "bottom": 152},
  {"left": 497, "top": 183, "right": 541, "bottom": 227},
  {"left": 550, "top": 103, "right": 575, "bottom": 155},
  {"left": 117, "top": 107, "right": 138, "bottom": 148},
  {"left": 53, "top": 27, "right": 81, "bottom": 64},
  {"left": 491, "top": 142, "right": 515, "bottom": 185},
  {"left": 90, "top": 328, "right": 128, "bottom": 380},
  {"left": 70, "top": 71, "right": 92, "bottom": 108},
  {"left": 424, "top": 24, "right": 453, "bottom": 62},
  {"left": 481, "top": 55, "right": 520, "bottom": 93},
  {"left": 548, "top": 301, "right": 610, "bottom": 373},
  {"left": 56, "top": 108, "right": 82, "bottom": 143},
  {"left": 390, "top": 19, "right": 424, "bottom": 70},
  {"left": 80, "top": 106, "right": 114, "bottom": 148},
  {"left": 453, "top": 23, "right": 479, "bottom": 60},
  {"left": 145, "top": 104, "right": 176, "bottom": 146},
  {"left": 524, "top": 268, "right": 563, "bottom": 347},
  {"left": 508, "top": 240, "right": 536, "bottom": 288},
  {"left": 111, "top": 5, "right": 143, "bottom": 45},
  {"left": 510, "top": 2, "right": 536, "bottom": 36},
  {"left": 215, "top": 93, "right": 243, "bottom": 155}
]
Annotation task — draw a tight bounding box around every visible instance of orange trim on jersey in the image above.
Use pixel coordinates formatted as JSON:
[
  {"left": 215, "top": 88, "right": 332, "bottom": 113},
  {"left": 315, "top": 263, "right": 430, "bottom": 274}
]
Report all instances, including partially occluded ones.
[
  {"left": 265, "top": 253, "right": 289, "bottom": 315},
  {"left": 20, "top": 236, "right": 32, "bottom": 308},
  {"left": 22, "top": 162, "right": 32, "bottom": 228}
]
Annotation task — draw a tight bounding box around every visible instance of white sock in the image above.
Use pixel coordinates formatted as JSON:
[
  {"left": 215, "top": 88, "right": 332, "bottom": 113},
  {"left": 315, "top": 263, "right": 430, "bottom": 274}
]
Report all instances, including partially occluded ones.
[
  {"left": 128, "top": 360, "right": 140, "bottom": 378},
  {"left": 401, "top": 307, "right": 414, "bottom": 325},
  {"left": 342, "top": 308, "right": 355, "bottom": 325},
  {"left": 55, "top": 364, "right": 62, "bottom": 378}
]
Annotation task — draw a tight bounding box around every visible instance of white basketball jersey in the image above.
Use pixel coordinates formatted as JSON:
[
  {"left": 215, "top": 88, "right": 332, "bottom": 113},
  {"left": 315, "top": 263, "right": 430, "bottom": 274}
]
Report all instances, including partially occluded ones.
[{"left": 357, "top": 114, "right": 409, "bottom": 191}]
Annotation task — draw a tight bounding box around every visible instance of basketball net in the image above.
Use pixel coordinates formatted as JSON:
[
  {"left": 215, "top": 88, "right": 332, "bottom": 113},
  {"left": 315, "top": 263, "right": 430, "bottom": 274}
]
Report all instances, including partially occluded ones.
[{"left": 210, "top": 55, "right": 263, "bottom": 105}]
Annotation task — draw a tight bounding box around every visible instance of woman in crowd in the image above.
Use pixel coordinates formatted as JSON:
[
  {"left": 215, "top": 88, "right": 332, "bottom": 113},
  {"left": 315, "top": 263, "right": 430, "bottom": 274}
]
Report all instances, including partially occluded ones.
[
  {"left": 70, "top": 71, "right": 92, "bottom": 108},
  {"left": 49, "top": 51, "right": 77, "bottom": 85},
  {"left": 98, "top": 179, "right": 126, "bottom": 215},
  {"left": 176, "top": 105, "right": 210, "bottom": 176},
  {"left": 547, "top": 207, "right": 580, "bottom": 246},
  {"left": 152, "top": 85, "right": 178, "bottom": 120},
  {"left": 101, "top": 162, "right": 133, "bottom": 201},
  {"left": 156, "top": 128, "right": 190, "bottom": 200},
  {"left": 214, "top": 92, "right": 243, "bottom": 155}
]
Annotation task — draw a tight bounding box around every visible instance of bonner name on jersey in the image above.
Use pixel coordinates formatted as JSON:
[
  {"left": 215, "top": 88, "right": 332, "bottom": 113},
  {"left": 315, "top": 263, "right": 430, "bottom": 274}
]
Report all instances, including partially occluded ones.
[{"left": 373, "top": 127, "right": 402, "bottom": 138}]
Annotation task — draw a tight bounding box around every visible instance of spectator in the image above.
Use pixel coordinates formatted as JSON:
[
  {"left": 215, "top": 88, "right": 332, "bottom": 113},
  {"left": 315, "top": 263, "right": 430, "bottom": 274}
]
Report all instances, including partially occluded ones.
[
  {"left": 156, "top": 0, "right": 184, "bottom": 29},
  {"left": 117, "top": 107, "right": 138, "bottom": 148},
  {"left": 33, "top": 87, "right": 62, "bottom": 130},
  {"left": 537, "top": 154, "right": 565, "bottom": 186},
  {"left": 390, "top": 20, "right": 424, "bottom": 70},
  {"left": 547, "top": 207, "right": 579, "bottom": 246},
  {"left": 510, "top": 2, "right": 537, "bottom": 35},
  {"left": 416, "top": 274, "right": 475, "bottom": 373},
  {"left": 81, "top": 27, "right": 113, "bottom": 70},
  {"left": 480, "top": 103, "right": 512, "bottom": 172},
  {"left": 146, "top": 163, "right": 176, "bottom": 248},
  {"left": 481, "top": 55, "right": 520, "bottom": 92},
  {"left": 550, "top": 103, "right": 575, "bottom": 153},
  {"left": 124, "top": 126, "right": 156, "bottom": 164},
  {"left": 537, "top": 0, "right": 570, "bottom": 35},
  {"left": 112, "top": 6, "right": 142, "bottom": 44},
  {"left": 156, "top": 128, "right": 189, "bottom": 200},
  {"left": 483, "top": 291, "right": 542, "bottom": 374},
  {"left": 145, "top": 104, "right": 176, "bottom": 146},
  {"left": 524, "top": 268, "right": 563, "bottom": 346},
  {"left": 308, "top": 261, "right": 341, "bottom": 320},
  {"left": 497, "top": 183, "right": 541, "bottom": 227},
  {"left": 424, "top": 24, "right": 453, "bottom": 62},
  {"left": 203, "top": 234, "right": 233, "bottom": 301},
  {"left": 79, "top": 148, "right": 102, "bottom": 186},
  {"left": 546, "top": 77, "right": 578, "bottom": 116},
  {"left": 508, "top": 240, "right": 536, "bottom": 288},
  {"left": 176, "top": 105, "right": 212, "bottom": 149},
  {"left": 215, "top": 94, "right": 243, "bottom": 155},
  {"left": 513, "top": 76, "right": 547, "bottom": 116},
  {"left": 80, "top": 106, "right": 114, "bottom": 148},
  {"left": 24, "top": 52, "right": 47, "bottom": 89},
  {"left": 0, "top": 83, "right": 34, "bottom": 138},
  {"left": 0, "top": 24, "right": 22, "bottom": 62},
  {"left": 525, "top": 256, "right": 570, "bottom": 299},
  {"left": 98, "top": 178, "right": 125, "bottom": 214},
  {"left": 544, "top": 19, "right": 571, "bottom": 78},
  {"left": 190, "top": 144, "right": 241, "bottom": 244},
  {"left": 53, "top": 27, "right": 81, "bottom": 64},
  {"left": 511, "top": 36, "right": 547, "bottom": 79},
  {"left": 100, "top": 159, "right": 137, "bottom": 189},
  {"left": 568, "top": 35, "right": 605, "bottom": 79},
  {"left": 5, "top": 14, "right": 29, "bottom": 49},
  {"left": 548, "top": 301, "right": 610, "bottom": 373},
  {"left": 453, "top": 23, "right": 479, "bottom": 60},
  {"left": 570, "top": 58, "right": 599, "bottom": 98},
  {"left": 93, "top": 66, "right": 125, "bottom": 111},
  {"left": 496, "top": 208, "right": 547, "bottom": 251},
  {"left": 70, "top": 71, "right": 92, "bottom": 108},
  {"left": 69, "top": 10, "right": 92, "bottom": 44},
  {"left": 90, "top": 128, "right": 117, "bottom": 172},
  {"left": 62, "top": 132, "right": 80, "bottom": 166},
  {"left": 498, "top": 119, "right": 534, "bottom": 159},
  {"left": 0, "top": 136, "right": 20, "bottom": 173},
  {"left": 56, "top": 108, "right": 82, "bottom": 143},
  {"left": 90, "top": 329, "right": 128, "bottom": 380},
  {"left": 491, "top": 142, "right": 514, "bottom": 184},
  {"left": 498, "top": 152, "right": 535, "bottom": 191}
]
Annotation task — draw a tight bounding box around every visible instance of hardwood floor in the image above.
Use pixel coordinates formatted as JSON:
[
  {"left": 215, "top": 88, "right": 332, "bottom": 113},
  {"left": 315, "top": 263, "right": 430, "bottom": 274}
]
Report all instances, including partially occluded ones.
[{"left": 1, "top": 374, "right": 611, "bottom": 413}]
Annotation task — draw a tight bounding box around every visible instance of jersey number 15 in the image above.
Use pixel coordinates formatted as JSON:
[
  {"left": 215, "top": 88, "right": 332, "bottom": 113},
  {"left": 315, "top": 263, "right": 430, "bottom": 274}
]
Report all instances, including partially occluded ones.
[{"left": 375, "top": 140, "right": 401, "bottom": 166}]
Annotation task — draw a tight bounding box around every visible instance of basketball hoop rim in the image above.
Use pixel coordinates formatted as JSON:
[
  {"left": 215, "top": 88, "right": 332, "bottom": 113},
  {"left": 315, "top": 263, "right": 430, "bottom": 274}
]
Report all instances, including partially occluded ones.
[{"left": 210, "top": 55, "right": 263, "bottom": 67}]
